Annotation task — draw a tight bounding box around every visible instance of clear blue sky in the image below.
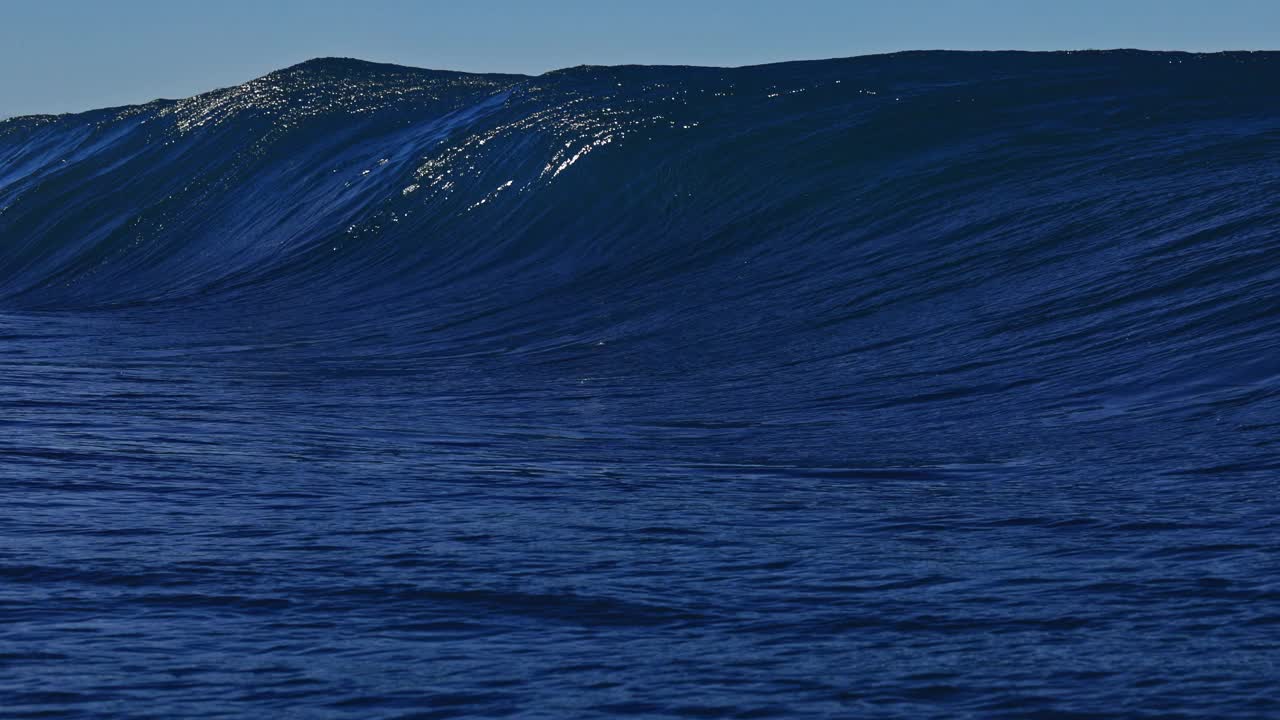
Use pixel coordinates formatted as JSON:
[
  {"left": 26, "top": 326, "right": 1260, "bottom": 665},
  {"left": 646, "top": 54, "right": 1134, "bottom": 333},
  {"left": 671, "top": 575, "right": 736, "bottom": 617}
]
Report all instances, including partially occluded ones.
[{"left": 2, "top": 0, "right": 1276, "bottom": 117}]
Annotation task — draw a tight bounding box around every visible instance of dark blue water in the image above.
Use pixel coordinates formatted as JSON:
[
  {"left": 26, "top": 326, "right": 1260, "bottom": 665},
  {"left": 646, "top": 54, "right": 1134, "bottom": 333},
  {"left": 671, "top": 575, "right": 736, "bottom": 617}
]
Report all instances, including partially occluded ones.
[{"left": 2, "top": 51, "right": 1279, "bottom": 718}]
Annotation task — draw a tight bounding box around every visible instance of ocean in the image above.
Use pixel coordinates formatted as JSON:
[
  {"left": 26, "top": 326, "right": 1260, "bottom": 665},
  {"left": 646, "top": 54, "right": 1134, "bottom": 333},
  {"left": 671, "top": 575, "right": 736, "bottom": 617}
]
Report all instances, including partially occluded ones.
[{"left": 1, "top": 51, "right": 1278, "bottom": 718}]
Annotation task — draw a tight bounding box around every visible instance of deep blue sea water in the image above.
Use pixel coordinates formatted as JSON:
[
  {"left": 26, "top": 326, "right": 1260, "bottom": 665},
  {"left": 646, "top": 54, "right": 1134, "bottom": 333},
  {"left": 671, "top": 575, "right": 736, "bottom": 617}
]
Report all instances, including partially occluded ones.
[{"left": 1, "top": 51, "right": 1278, "bottom": 718}]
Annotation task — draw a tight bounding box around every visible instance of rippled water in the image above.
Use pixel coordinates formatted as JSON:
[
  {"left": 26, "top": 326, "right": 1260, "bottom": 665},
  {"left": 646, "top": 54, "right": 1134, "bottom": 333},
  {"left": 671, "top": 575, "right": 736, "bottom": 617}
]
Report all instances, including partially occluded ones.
[{"left": 2, "top": 51, "right": 1279, "bottom": 718}]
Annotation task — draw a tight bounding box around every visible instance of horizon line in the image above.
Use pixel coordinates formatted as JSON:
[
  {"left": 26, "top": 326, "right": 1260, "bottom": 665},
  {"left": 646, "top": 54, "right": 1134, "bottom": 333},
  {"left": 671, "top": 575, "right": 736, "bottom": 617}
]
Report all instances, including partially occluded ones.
[{"left": 3, "top": 47, "right": 1274, "bottom": 122}]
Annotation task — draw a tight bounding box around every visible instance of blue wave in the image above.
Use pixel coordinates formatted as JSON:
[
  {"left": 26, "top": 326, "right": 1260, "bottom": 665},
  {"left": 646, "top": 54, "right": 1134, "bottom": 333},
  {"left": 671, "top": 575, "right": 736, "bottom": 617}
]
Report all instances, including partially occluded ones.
[
  {"left": 2, "top": 51, "right": 1279, "bottom": 717},
  {"left": 4, "top": 52, "right": 1277, "bottom": 454}
]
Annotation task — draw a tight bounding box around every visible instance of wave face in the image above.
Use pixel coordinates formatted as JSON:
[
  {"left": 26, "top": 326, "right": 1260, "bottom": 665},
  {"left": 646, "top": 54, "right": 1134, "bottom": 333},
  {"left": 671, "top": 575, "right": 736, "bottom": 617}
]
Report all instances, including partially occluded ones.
[{"left": 3, "top": 51, "right": 1279, "bottom": 717}]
